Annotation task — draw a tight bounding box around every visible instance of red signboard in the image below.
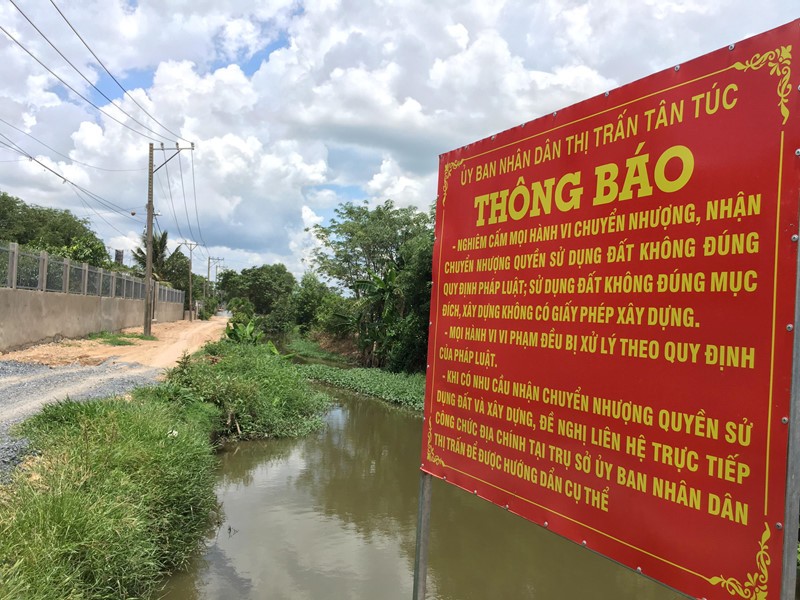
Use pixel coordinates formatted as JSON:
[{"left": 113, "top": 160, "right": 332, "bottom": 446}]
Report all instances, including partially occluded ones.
[{"left": 421, "top": 21, "right": 800, "bottom": 599}]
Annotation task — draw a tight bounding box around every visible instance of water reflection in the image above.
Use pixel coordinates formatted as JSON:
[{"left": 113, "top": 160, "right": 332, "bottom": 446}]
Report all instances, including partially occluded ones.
[{"left": 161, "top": 390, "right": 686, "bottom": 600}]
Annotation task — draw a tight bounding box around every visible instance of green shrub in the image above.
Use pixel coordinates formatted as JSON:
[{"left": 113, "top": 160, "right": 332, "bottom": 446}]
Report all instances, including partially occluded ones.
[
  {"left": 225, "top": 319, "right": 264, "bottom": 344},
  {"left": 166, "top": 342, "right": 329, "bottom": 439}
]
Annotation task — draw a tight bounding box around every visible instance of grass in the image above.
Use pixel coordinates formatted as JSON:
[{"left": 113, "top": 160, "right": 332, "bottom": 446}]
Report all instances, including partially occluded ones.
[
  {"left": 87, "top": 331, "right": 157, "bottom": 346},
  {"left": 0, "top": 398, "right": 218, "bottom": 600},
  {"left": 169, "top": 341, "right": 330, "bottom": 439},
  {"left": 285, "top": 334, "right": 353, "bottom": 365},
  {"left": 0, "top": 341, "right": 330, "bottom": 600},
  {"left": 298, "top": 362, "right": 425, "bottom": 410}
]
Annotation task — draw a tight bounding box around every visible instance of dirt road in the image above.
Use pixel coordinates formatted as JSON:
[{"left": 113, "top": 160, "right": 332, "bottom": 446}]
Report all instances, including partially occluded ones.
[
  {"left": 0, "top": 316, "right": 228, "bottom": 426},
  {"left": 1, "top": 316, "right": 229, "bottom": 369}
]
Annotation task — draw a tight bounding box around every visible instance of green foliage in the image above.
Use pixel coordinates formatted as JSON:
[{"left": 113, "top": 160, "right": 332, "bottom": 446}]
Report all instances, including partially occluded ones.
[
  {"left": 308, "top": 199, "right": 434, "bottom": 372},
  {"left": 216, "top": 268, "right": 245, "bottom": 301},
  {"left": 0, "top": 342, "right": 331, "bottom": 599},
  {"left": 166, "top": 342, "right": 330, "bottom": 439},
  {"left": 0, "top": 191, "right": 102, "bottom": 251},
  {"left": 0, "top": 191, "right": 113, "bottom": 268},
  {"left": 227, "top": 297, "right": 255, "bottom": 321},
  {"left": 293, "top": 273, "right": 332, "bottom": 333},
  {"left": 218, "top": 264, "right": 296, "bottom": 316},
  {"left": 225, "top": 319, "right": 265, "bottom": 344},
  {"left": 217, "top": 265, "right": 297, "bottom": 338},
  {"left": 315, "top": 293, "right": 357, "bottom": 339},
  {"left": 86, "top": 331, "right": 157, "bottom": 346},
  {"left": 309, "top": 199, "right": 430, "bottom": 292},
  {"left": 132, "top": 231, "right": 171, "bottom": 281},
  {"left": 35, "top": 235, "right": 111, "bottom": 267},
  {"left": 260, "top": 295, "right": 296, "bottom": 336},
  {"left": 131, "top": 233, "right": 208, "bottom": 310},
  {"left": 0, "top": 397, "right": 218, "bottom": 599},
  {"left": 298, "top": 363, "right": 424, "bottom": 410},
  {"left": 197, "top": 301, "right": 217, "bottom": 320}
]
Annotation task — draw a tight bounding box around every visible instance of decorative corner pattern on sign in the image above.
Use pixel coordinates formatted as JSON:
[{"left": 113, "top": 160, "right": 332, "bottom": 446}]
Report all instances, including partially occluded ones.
[
  {"left": 733, "top": 45, "right": 792, "bottom": 125},
  {"left": 441, "top": 159, "right": 465, "bottom": 207},
  {"left": 707, "top": 522, "right": 771, "bottom": 599},
  {"left": 426, "top": 427, "right": 445, "bottom": 467}
]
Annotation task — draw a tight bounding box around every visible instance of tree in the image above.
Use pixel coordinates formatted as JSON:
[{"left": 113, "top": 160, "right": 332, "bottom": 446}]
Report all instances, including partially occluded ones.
[
  {"left": 238, "top": 264, "right": 296, "bottom": 316},
  {"left": 309, "top": 199, "right": 431, "bottom": 295},
  {"left": 217, "top": 269, "right": 246, "bottom": 303},
  {"left": 58, "top": 235, "right": 110, "bottom": 266},
  {"left": 216, "top": 263, "right": 297, "bottom": 329},
  {"left": 309, "top": 199, "right": 434, "bottom": 371},
  {"left": 132, "top": 231, "right": 171, "bottom": 281},
  {"left": 293, "top": 273, "right": 332, "bottom": 333},
  {"left": 0, "top": 191, "right": 108, "bottom": 264}
]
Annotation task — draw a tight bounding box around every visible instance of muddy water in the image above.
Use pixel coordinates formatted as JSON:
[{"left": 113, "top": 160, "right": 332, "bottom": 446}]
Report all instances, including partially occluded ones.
[{"left": 161, "top": 389, "right": 686, "bottom": 600}]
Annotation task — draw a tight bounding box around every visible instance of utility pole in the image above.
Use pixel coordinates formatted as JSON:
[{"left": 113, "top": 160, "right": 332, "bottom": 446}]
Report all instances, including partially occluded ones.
[
  {"left": 179, "top": 241, "right": 198, "bottom": 321},
  {"left": 143, "top": 143, "right": 155, "bottom": 336},
  {"left": 203, "top": 256, "right": 225, "bottom": 296},
  {"left": 144, "top": 142, "right": 194, "bottom": 328},
  {"left": 206, "top": 256, "right": 223, "bottom": 296}
]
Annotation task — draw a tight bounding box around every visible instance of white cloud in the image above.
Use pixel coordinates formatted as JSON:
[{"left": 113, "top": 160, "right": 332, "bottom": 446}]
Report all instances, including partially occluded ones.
[{"left": 0, "top": 0, "right": 795, "bottom": 277}]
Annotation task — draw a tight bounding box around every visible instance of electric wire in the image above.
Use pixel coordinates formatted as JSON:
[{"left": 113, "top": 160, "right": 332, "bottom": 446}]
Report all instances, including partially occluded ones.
[
  {"left": 0, "top": 133, "right": 142, "bottom": 224},
  {"left": 0, "top": 116, "right": 146, "bottom": 172},
  {"left": 176, "top": 152, "right": 207, "bottom": 261},
  {"left": 0, "top": 24, "right": 163, "bottom": 143},
  {"left": 8, "top": 0, "right": 174, "bottom": 144},
  {"left": 158, "top": 151, "right": 186, "bottom": 241},
  {"left": 48, "top": 0, "right": 191, "bottom": 145},
  {"left": 189, "top": 151, "right": 208, "bottom": 248},
  {"left": 176, "top": 152, "right": 197, "bottom": 243},
  {"left": 71, "top": 186, "right": 128, "bottom": 237}
]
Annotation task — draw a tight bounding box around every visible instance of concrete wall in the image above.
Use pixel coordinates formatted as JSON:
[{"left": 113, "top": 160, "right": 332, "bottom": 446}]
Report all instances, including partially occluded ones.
[{"left": 0, "top": 288, "right": 184, "bottom": 352}]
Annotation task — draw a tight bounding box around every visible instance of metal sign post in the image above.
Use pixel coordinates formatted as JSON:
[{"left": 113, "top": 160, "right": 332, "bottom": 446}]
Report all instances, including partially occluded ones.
[{"left": 412, "top": 471, "right": 433, "bottom": 600}]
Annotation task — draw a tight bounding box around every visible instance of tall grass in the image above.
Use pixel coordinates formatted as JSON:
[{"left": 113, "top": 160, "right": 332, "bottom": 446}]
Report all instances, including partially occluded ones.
[
  {"left": 0, "top": 398, "right": 218, "bottom": 600},
  {"left": 168, "top": 341, "right": 330, "bottom": 439},
  {"left": 285, "top": 334, "right": 353, "bottom": 365},
  {"left": 0, "top": 341, "right": 330, "bottom": 600}
]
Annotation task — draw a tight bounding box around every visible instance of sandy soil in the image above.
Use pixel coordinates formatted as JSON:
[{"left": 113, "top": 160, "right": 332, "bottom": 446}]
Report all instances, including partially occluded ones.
[{"left": 0, "top": 316, "right": 229, "bottom": 369}]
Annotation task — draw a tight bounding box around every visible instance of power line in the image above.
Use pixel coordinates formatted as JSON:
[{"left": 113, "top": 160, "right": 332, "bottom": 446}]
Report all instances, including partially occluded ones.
[
  {"left": 1, "top": 134, "right": 134, "bottom": 239},
  {"left": 0, "top": 23, "right": 163, "bottom": 143},
  {"left": 48, "top": 0, "right": 191, "bottom": 145},
  {"left": 158, "top": 150, "right": 186, "bottom": 241},
  {"left": 0, "top": 116, "right": 146, "bottom": 173},
  {"left": 8, "top": 0, "right": 174, "bottom": 144},
  {"left": 176, "top": 152, "right": 197, "bottom": 243},
  {"left": 176, "top": 151, "right": 207, "bottom": 260},
  {"left": 0, "top": 133, "right": 142, "bottom": 224},
  {"left": 71, "top": 186, "right": 129, "bottom": 237},
  {"left": 189, "top": 151, "right": 208, "bottom": 248}
]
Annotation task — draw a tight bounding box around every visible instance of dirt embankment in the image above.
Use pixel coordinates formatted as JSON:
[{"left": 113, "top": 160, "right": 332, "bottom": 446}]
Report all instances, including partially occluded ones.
[
  {"left": 0, "top": 317, "right": 228, "bottom": 369},
  {"left": 0, "top": 317, "right": 228, "bottom": 428}
]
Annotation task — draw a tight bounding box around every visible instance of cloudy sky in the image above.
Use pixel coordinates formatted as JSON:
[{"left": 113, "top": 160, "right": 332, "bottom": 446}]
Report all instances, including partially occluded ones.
[{"left": 0, "top": 0, "right": 796, "bottom": 277}]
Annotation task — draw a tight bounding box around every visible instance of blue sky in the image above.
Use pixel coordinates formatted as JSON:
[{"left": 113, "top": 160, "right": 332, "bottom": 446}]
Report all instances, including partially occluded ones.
[{"left": 0, "top": 0, "right": 796, "bottom": 276}]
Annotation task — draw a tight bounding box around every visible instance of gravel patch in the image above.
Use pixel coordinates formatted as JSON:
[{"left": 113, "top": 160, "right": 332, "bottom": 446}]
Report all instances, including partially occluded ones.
[{"left": 0, "top": 359, "right": 162, "bottom": 483}]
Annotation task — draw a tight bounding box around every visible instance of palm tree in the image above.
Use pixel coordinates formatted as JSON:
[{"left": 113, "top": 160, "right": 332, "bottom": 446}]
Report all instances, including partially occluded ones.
[{"left": 132, "top": 231, "right": 170, "bottom": 280}]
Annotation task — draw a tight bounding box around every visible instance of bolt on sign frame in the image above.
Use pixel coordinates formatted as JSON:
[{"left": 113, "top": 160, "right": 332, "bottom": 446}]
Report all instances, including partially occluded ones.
[{"left": 416, "top": 20, "right": 800, "bottom": 600}]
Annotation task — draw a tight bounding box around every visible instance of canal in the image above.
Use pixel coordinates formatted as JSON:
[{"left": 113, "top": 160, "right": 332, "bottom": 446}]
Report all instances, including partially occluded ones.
[{"left": 160, "top": 388, "right": 690, "bottom": 599}]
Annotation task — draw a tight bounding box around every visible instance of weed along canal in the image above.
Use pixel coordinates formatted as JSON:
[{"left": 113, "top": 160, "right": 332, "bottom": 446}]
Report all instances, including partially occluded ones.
[{"left": 160, "top": 387, "right": 684, "bottom": 600}]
